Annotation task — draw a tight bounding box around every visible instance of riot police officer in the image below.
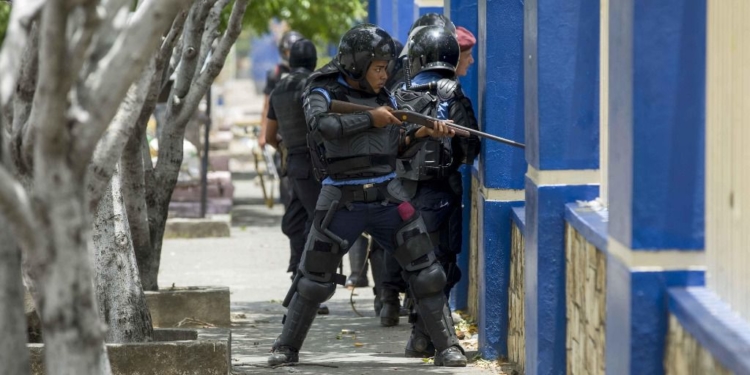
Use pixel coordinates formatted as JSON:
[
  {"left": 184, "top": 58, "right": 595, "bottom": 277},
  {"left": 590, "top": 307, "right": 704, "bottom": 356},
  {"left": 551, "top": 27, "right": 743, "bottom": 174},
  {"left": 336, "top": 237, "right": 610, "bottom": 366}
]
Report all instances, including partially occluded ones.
[
  {"left": 264, "top": 39, "right": 320, "bottom": 279},
  {"left": 260, "top": 30, "right": 303, "bottom": 148},
  {"left": 391, "top": 25, "right": 481, "bottom": 358},
  {"left": 268, "top": 24, "right": 467, "bottom": 367},
  {"left": 387, "top": 13, "right": 456, "bottom": 91}
]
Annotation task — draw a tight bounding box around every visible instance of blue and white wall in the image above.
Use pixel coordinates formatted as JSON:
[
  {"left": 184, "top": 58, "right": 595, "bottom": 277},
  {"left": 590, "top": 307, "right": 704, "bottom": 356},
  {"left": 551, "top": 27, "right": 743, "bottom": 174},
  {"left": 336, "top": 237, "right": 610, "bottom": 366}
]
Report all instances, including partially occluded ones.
[{"left": 369, "top": 0, "right": 750, "bottom": 373}]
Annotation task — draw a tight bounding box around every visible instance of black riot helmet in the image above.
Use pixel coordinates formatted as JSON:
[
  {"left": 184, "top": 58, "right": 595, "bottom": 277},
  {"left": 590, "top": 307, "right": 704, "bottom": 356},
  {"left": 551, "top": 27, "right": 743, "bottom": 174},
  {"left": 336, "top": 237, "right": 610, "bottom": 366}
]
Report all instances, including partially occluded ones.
[
  {"left": 289, "top": 39, "right": 318, "bottom": 71},
  {"left": 278, "top": 31, "right": 304, "bottom": 62},
  {"left": 336, "top": 24, "right": 396, "bottom": 93},
  {"left": 408, "top": 13, "right": 456, "bottom": 37},
  {"left": 407, "top": 25, "right": 460, "bottom": 78}
]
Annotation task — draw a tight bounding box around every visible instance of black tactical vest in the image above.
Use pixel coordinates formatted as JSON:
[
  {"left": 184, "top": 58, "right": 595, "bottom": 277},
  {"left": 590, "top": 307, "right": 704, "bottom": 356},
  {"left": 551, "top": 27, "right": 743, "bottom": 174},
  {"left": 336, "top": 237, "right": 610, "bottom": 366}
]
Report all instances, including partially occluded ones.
[
  {"left": 393, "top": 82, "right": 453, "bottom": 181},
  {"left": 306, "top": 65, "right": 401, "bottom": 181},
  {"left": 271, "top": 68, "right": 312, "bottom": 153}
]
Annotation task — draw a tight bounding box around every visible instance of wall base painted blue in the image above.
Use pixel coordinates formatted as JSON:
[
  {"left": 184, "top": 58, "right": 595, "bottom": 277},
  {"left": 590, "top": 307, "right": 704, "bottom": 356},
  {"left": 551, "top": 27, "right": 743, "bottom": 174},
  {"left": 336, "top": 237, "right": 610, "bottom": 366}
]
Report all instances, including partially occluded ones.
[
  {"left": 450, "top": 164, "right": 474, "bottom": 311},
  {"left": 524, "top": 179, "right": 599, "bottom": 375},
  {"left": 477, "top": 195, "right": 523, "bottom": 360}
]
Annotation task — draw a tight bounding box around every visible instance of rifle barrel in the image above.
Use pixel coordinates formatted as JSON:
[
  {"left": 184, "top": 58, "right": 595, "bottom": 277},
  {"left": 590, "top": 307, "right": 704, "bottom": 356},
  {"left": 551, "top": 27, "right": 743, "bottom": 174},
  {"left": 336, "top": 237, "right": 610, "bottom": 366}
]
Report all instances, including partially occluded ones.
[{"left": 328, "top": 99, "right": 525, "bottom": 148}]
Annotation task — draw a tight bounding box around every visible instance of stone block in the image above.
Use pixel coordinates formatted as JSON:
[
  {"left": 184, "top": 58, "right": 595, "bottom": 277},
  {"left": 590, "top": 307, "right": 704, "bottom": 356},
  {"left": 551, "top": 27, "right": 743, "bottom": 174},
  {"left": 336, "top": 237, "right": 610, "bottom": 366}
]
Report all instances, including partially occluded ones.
[
  {"left": 153, "top": 328, "right": 199, "bottom": 342},
  {"left": 171, "top": 183, "right": 235, "bottom": 202},
  {"left": 164, "top": 218, "right": 230, "bottom": 239},
  {"left": 209, "top": 152, "right": 231, "bottom": 171},
  {"left": 30, "top": 330, "right": 230, "bottom": 375},
  {"left": 209, "top": 131, "right": 233, "bottom": 151},
  {"left": 168, "top": 198, "right": 233, "bottom": 218},
  {"left": 145, "top": 286, "right": 231, "bottom": 328}
]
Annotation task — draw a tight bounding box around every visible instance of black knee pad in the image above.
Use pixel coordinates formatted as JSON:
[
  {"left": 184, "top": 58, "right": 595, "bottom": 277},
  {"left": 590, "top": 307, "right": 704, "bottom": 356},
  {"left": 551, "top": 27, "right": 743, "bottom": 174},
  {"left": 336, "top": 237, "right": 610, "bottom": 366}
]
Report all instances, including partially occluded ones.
[
  {"left": 408, "top": 262, "right": 447, "bottom": 300},
  {"left": 297, "top": 277, "right": 336, "bottom": 303}
]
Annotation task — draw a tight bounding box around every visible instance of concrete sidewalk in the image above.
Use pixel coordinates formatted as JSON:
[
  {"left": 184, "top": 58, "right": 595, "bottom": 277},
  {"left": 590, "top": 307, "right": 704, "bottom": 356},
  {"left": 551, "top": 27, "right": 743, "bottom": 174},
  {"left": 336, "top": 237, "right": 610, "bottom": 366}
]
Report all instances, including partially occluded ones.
[{"left": 158, "top": 179, "right": 502, "bottom": 374}]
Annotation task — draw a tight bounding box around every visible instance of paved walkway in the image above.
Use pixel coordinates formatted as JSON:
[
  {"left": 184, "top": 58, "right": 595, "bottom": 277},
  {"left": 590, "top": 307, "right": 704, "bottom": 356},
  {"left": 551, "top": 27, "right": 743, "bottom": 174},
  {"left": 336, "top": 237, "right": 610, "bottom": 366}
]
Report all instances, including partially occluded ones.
[{"left": 158, "top": 79, "right": 503, "bottom": 374}]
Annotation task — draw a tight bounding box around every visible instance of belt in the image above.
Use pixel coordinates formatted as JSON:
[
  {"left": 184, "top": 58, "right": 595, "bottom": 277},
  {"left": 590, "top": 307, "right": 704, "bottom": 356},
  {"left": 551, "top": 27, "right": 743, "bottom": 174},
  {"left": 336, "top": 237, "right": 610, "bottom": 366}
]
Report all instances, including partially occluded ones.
[{"left": 339, "top": 181, "right": 389, "bottom": 203}]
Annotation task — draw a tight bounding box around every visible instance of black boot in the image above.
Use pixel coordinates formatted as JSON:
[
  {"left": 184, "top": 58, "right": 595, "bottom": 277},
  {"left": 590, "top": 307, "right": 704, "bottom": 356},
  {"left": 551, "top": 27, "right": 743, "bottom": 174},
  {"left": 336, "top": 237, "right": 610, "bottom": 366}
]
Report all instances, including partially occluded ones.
[
  {"left": 404, "top": 314, "right": 435, "bottom": 358},
  {"left": 434, "top": 346, "right": 467, "bottom": 367},
  {"left": 379, "top": 287, "right": 401, "bottom": 327},
  {"left": 267, "top": 293, "right": 319, "bottom": 365},
  {"left": 345, "top": 236, "right": 369, "bottom": 288},
  {"left": 415, "top": 293, "right": 466, "bottom": 367}
]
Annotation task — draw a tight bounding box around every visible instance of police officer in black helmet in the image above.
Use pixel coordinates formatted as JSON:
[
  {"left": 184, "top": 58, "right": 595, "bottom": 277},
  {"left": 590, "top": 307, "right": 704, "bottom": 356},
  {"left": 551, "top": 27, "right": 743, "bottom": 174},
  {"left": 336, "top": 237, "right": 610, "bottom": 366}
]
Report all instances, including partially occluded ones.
[
  {"left": 377, "top": 12, "right": 460, "bottom": 329},
  {"left": 387, "top": 13, "right": 456, "bottom": 91},
  {"left": 264, "top": 38, "right": 322, "bottom": 284},
  {"left": 260, "top": 31, "right": 304, "bottom": 148},
  {"left": 392, "top": 25, "right": 481, "bottom": 359},
  {"left": 268, "top": 24, "right": 468, "bottom": 367}
]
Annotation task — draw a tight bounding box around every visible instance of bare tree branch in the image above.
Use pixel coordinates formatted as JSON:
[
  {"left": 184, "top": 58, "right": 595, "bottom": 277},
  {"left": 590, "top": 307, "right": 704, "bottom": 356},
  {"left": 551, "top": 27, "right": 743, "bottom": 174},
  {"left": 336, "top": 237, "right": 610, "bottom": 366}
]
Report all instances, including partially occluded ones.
[
  {"left": 171, "top": 0, "right": 215, "bottom": 101},
  {"left": 183, "top": 0, "right": 248, "bottom": 126},
  {"left": 0, "top": 0, "right": 46, "bottom": 106},
  {"left": 68, "top": 1, "right": 101, "bottom": 84},
  {"left": 195, "top": 0, "right": 229, "bottom": 80},
  {"left": 86, "top": 57, "right": 156, "bottom": 213},
  {"left": 71, "top": 0, "right": 189, "bottom": 175},
  {"left": 29, "top": 0, "right": 73, "bottom": 161},
  {"left": 156, "top": 0, "right": 247, "bottom": 182},
  {"left": 11, "top": 23, "right": 39, "bottom": 134},
  {"left": 0, "top": 166, "right": 37, "bottom": 252}
]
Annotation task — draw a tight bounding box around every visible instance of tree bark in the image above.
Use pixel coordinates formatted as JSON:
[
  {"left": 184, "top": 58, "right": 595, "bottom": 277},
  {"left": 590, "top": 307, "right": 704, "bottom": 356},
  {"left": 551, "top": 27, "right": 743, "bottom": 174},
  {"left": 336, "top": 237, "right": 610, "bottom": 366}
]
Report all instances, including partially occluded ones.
[
  {"left": 0, "top": 191, "right": 30, "bottom": 374},
  {"left": 93, "top": 167, "right": 153, "bottom": 343},
  {"left": 142, "top": 0, "right": 249, "bottom": 290}
]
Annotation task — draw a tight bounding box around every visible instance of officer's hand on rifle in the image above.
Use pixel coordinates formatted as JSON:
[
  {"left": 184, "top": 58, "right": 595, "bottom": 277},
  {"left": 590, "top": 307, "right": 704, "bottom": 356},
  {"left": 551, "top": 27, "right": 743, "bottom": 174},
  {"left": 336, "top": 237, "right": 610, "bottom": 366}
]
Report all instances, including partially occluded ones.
[
  {"left": 368, "top": 106, "right": 402, "bottom": 128},
  {"left": 415, "top": 120, "right": 455, "bottom": 138}
]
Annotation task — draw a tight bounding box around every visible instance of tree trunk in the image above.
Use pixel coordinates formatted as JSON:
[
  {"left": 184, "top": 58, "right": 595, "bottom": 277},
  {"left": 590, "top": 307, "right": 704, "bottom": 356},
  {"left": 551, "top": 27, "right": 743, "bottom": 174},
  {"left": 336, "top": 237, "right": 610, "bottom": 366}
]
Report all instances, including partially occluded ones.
[
  {"left": 0, "top": 213, "right": 31, "bottom": 375},
  {"left": 123, "top": 134, "right": 159, "bottom": 291},
  {"left": 93, "top": 166, "right": 153, "bottom": 343},
  {"left": 33, "top": 161, "right": 111, "bottom": 375}
]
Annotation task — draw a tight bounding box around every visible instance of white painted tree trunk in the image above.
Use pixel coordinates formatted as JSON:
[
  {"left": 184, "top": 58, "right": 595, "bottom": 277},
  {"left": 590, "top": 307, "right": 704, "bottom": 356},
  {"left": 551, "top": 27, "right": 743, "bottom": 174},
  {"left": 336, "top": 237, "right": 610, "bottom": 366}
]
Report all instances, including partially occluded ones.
[
  {"left": 32, "top": 161, "right": 112, "bottom": 375},
  {"left": 93, "top": 167, "right": 153, "bottom": 343},
  {"left": 0, "top": 214, "right": 31, "bottom": 375},
  {"left": 143, "top": 0, "right": 249, "bottom": 290}
]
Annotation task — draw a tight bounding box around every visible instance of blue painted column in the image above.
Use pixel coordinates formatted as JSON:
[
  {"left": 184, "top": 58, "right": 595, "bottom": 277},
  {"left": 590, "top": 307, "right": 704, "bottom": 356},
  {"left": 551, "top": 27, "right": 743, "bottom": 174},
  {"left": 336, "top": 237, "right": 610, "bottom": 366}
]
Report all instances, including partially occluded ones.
[
  {"left": 606, "top": 0, "right": 707, "bottom": 374},
  {"left": 376, "top": 0, "right": 396, "bottom": 37},
  {"left": 419, "top": 6, "right": 443, "bottom": 17},
  {"left": 444, "top": 0, "right": 479, "bottom": 315},
  {"left": 523, "top": 0, "right": 600, "bottom": 374},
  {"left": 472, "top": 0, "right": 526, "bottom": 360},
  {"left": 368, "top": 0, "right": 378, "bottom": 25},
  {"left": 393, "top": 0, "right": 416, "bottom": 44}
]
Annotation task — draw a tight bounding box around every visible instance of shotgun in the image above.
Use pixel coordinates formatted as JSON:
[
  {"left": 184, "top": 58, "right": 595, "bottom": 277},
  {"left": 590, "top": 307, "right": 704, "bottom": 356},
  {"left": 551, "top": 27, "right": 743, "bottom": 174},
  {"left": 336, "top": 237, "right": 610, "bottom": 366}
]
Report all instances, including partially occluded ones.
[{"left": 329, "top": 99, "right": 525, "bottom": 149}]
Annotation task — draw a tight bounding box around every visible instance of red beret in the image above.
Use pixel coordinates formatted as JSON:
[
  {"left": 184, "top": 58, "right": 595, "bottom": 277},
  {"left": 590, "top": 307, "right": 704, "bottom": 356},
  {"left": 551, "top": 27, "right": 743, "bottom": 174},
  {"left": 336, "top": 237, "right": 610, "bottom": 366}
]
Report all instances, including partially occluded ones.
[{"left": 456, "top": 26, "right": 476, "bottom": 51}]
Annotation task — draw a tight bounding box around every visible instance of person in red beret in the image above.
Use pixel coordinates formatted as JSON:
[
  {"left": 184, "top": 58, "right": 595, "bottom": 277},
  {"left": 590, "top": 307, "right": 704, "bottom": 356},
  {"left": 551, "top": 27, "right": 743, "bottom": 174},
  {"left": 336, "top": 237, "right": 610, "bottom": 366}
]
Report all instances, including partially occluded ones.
[{"left": 455, "top": 26, "right": 476, "bottom": 77}]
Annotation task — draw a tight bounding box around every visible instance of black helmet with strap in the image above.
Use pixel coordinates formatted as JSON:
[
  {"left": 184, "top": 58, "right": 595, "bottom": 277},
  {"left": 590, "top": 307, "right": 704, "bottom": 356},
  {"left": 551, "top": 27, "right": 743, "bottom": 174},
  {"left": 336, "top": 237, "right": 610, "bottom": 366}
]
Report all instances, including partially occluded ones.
[
  {"left": 289, "top": 39, "right": 318, "bottom": 71},
  {"left": 408, "top": 13, "right": 456, "bottom": 36},
  {"left": 335, "top": 24, "right": 396, "bottom": 93},
  {"left": 279, "top": 31, "right": 304, "bottom": 62},
  {"left": 407, "top": 25, "right": 460, "bottom": 78}
]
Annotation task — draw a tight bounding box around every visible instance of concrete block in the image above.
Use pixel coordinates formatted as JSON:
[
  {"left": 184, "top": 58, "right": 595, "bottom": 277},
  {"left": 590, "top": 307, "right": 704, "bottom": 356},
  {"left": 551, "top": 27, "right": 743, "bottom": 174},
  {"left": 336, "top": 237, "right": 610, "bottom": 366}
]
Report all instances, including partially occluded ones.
[
  {"left": 145, "top": 286, "right": 230, "bottom": 328},
  {"left": 209, "top": 152, "right": 231, "bottom": 171},
  {"left": 30, "top": 330, "right": 230, "bottom": 375},
  {"left": 164, "top": 218, "right": 230, "bottom": 239},
  {"left": 171, "top": 183, "right": 235, "bottom": 202},
  {"left": 168, "top": 199, "right": 233, "bottom": 218},
  {"left": 153, "top": 328, "right": 199, "bottom": 342}
]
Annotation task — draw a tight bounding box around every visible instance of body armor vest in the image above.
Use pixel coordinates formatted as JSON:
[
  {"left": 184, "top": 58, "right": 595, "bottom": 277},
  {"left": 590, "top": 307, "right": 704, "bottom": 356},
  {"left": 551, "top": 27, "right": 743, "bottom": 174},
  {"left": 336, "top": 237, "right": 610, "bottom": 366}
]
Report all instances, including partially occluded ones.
[
  {"left": 393, "top": 83, "right": 454, "bottom": 181},
  {"left": 306, "top": 64, "right": 401, "bottom": 181},
  {"left": 272, "top": 69, "right": 312, "bottom": 153}
]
